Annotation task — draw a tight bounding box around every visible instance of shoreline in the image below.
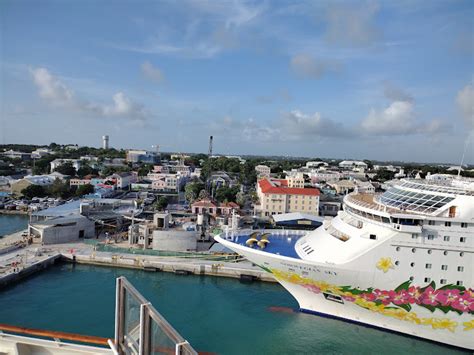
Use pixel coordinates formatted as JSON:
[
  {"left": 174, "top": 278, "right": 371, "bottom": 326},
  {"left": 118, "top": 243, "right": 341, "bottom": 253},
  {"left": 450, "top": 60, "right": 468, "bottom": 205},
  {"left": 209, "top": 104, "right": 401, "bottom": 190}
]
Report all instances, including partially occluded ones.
[{"left": 0, "top": 210, "right": 29, "bottom": 216}]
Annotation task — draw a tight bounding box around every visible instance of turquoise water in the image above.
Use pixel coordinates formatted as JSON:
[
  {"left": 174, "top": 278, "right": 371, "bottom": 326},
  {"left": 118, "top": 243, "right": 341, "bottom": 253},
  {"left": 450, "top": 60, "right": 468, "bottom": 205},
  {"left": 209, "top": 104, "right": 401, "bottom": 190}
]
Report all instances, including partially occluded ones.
[
  {"left": 0, "top": 263, "right": 467, "bottom": 355},
  {"left": 0, "top": 214, "right": 28, "bottom": 236}
]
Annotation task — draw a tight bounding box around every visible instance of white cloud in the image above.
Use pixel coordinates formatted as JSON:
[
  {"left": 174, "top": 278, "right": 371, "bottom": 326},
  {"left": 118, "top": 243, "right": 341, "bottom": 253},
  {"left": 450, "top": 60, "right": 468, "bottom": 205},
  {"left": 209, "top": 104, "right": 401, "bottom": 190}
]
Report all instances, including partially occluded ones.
[
  {"left": 141, "top": 61, "right": 165, "bottom": 83},
  {"left": 30, "top": 67, "right": 148, "bottom": 123},
  {"left": 290, "top": 54, "right": 339, "bottom": 79},
  {"left": 361, "top": 100, "right": 450, "bottom": 136},
  {"left": 282, "top": 110, "right": 351, "bottom": 138},
  {"left": 456, "top": 83, "right": 474, "bottom": 129},
  {"left": 324, "top": 2, "right": 380, "bottom": 47},
  {"left": 30, "top": 67, "right": 74, "bottom": 105},
  {"left": 361, "top": 100, "right": 414, "bottom": 135}
]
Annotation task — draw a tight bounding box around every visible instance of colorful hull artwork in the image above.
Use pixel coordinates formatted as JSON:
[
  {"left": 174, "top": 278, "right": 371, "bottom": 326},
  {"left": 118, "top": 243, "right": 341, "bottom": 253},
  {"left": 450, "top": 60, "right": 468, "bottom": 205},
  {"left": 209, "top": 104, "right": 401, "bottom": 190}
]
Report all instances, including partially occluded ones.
[{"left": 265, "top": 267, "right": 474, "bottom": 333}]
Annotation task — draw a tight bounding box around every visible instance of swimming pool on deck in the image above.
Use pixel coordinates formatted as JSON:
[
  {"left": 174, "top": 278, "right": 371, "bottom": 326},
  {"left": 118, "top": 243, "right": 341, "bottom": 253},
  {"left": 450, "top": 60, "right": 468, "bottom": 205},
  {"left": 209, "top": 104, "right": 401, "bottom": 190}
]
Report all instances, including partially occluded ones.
[{"left": 229, "top": 230, "right": 306, "bottom": 259}]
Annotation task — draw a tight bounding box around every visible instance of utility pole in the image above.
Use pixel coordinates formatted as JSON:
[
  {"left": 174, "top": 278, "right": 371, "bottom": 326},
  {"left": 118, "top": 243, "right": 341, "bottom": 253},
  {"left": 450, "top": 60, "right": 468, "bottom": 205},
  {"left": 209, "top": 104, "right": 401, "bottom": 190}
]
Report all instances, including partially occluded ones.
[{"left": 207, "top": 136, "right": 213, "bottom": 194}]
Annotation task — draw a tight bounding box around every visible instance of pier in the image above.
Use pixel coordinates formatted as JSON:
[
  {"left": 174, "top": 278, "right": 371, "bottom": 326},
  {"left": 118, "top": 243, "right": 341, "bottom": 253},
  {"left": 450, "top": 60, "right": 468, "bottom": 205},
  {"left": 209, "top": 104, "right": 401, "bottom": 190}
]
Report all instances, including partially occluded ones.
[{"left": 0, "top": 230, "right": 276, "bottom": 287}]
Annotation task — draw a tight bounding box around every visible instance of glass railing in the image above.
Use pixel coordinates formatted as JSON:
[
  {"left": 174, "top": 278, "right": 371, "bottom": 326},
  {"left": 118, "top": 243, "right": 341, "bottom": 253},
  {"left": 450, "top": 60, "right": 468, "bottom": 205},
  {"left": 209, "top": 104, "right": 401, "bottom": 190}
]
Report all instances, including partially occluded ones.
[{"left": 115, "top": 276, "right": 197, "bottom": 355}]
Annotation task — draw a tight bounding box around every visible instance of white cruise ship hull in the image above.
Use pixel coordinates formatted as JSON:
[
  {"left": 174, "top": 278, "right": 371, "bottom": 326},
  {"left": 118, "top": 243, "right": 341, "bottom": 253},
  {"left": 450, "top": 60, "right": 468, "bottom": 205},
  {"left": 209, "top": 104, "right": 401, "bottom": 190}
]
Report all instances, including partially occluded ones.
[{"left": 216, "top": 235, "right": 474, "bottom": 351}]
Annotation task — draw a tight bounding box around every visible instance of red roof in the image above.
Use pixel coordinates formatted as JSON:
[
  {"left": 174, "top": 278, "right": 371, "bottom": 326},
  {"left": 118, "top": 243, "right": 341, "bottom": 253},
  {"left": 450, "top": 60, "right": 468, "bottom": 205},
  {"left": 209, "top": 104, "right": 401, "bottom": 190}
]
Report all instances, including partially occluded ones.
[
  {"left": 258, "top": 179, "right": 320, "bottom": 196},
  {"left": 192, "top": 199, "right": 217, "bottom": 208},
  {"left": 219, "top": 201, "right": 240, "bottom": 209}
]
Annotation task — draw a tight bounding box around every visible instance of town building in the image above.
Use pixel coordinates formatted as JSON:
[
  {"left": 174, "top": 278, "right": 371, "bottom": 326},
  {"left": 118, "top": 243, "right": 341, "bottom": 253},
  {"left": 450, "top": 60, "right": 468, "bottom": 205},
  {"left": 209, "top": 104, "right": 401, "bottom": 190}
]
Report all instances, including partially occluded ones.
[
  {"left": 70, "top": 178, "right": 92, "bottom": 186},
  {"left": 254, "top": 178, "right": 320, "bottom": 217},
  {"left": 338, "top": 160, "right": 368, "bottom": 171},
  {"left": 10, "top": 175, "right": 56, "bottom": 196},
  {"left": 126, "top": 150, "right": 160, "bottom": 164},
  {"left": 50, "top": 159, "right": 82, "bottom": 172},
  {"left": 148, "top": 173, "right": 186, "bottom": 192},
  {"left": 106, "top": 172, "right": 136, "bottom": 189},
  {"left": 2, "top": 150, "right": 31, "bottom": 161},
  {"left": 191, "top": 198, "right": 240, "bottom": 216},
  {"left": 255, "top": 165, "right": 271, "bottom": 177},
  {"left": 31, "top": 148, "right": 52, "bottom": 159}
]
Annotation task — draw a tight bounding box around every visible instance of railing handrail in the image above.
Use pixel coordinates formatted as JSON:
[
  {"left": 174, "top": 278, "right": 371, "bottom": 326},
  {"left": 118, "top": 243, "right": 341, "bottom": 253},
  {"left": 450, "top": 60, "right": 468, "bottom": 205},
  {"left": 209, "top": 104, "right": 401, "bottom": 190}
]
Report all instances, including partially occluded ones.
[{"left": 0, "top": 323, "right": 111, "bottom": 346}]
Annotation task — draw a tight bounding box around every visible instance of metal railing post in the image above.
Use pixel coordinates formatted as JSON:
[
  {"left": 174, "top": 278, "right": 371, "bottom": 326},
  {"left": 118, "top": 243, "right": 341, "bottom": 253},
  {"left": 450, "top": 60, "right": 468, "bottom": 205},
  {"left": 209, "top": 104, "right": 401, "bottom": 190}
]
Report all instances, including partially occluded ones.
[
  {"left": 115, "top": 277, "right": 124, "bottom": 354},
  {"left": 139, "top": 302, "right": 151, "bottom": 355}
]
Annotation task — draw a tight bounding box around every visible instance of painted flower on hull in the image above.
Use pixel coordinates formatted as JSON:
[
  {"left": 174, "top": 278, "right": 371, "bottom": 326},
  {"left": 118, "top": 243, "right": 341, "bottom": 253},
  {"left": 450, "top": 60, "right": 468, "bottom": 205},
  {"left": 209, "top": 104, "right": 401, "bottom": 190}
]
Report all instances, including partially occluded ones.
[
  {"left": 267, "top": 267, "right": 474, "bottom": 333},
  {"left": 376, "top": 257, "right": 394, "bottom": 273}
]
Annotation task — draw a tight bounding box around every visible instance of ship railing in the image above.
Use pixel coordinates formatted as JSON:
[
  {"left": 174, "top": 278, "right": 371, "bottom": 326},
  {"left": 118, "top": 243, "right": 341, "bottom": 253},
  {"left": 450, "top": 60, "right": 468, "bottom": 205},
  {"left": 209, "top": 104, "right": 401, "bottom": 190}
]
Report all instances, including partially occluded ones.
[{"left": 115, "top": 276, "right": 197, "bottom": 355}]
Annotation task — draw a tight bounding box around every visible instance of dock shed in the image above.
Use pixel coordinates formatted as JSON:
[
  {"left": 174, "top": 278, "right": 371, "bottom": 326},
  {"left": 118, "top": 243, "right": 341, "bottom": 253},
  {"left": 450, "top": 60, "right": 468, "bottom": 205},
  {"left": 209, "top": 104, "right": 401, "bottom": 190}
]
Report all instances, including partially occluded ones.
[{"left": 29, "top": 215, "right": 95, "bottom": 244}]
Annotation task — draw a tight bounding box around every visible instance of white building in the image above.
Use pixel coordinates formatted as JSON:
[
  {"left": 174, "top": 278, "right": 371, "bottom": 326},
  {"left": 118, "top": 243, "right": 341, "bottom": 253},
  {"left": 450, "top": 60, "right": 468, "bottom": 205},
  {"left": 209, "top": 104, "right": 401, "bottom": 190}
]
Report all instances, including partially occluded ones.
[
  {"left": 50, "top": 159, "right": 82, "bottom": 172},
  {"left": 255, "top": 165, "right": 271, "bottom": 177},
  {"left": 148, "top": 172, "right": 186, "bottom": 192},
  {"left": 339, "top": 161, "right": 368, "bottom": 171}
]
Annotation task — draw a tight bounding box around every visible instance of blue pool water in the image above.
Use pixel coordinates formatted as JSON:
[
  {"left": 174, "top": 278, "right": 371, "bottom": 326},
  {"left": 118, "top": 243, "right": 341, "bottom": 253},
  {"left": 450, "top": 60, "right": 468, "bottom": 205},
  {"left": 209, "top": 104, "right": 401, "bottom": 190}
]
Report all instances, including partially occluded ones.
[{"left": 0, "top": 263, "right": 467, "bottom": 355}]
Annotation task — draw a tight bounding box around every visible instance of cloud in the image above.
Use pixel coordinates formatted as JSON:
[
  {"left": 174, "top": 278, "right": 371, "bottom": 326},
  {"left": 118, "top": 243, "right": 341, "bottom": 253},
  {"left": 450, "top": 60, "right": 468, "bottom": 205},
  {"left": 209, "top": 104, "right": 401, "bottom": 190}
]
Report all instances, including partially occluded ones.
[
  {"left": 141, "top": 61, "right": 165, "bottom": 83},
  {"left": 290, "top": 54, "right": 339, "bottom": 79},
  {"left": 30, "top": 67, "right": 148, "bottom": 123},
  {"left": 324, "top": 1, "right": 380, "bottom": 47},
  {"left": 456, "top": 83, "right": 474, "bottom": 129},
  {"left": 360, "top": 100, "right": 450, "bottom": 136},
  {"left": 30, "top": 67, "right": 74, "bottom": 106},
  {"left": 282, "top": 110, "right": 351, "bottom": 138},
  {"left": 383, "top": 82, "right": 413, "bottom": 103},
  {"left": 112, "top": 0, "right": 265, "bottom": 59}
]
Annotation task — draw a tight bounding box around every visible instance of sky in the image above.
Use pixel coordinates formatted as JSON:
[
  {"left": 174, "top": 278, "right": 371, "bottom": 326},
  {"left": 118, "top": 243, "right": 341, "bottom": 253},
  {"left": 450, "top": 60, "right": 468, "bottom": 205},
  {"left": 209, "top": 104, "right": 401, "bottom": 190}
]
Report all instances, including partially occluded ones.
[{"left": 1, "top": 0, "right": 473, "bottom": 164}]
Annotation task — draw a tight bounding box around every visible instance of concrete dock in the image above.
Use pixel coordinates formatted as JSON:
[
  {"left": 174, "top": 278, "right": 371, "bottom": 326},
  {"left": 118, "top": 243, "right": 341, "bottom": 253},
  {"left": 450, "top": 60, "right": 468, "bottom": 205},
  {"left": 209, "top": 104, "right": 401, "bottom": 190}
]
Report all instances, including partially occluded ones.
[
  {"left": 0, "top": 232, "right": 277, "bottom": 286},
  {"left": 60, "top": 251, "right": 276, "bottom": 282}
]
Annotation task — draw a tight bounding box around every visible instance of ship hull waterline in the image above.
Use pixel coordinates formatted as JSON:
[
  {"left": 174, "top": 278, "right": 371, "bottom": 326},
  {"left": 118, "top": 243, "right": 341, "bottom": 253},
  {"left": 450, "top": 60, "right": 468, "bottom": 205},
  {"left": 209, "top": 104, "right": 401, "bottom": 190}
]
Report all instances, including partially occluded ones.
[{"left": 215, "top": 235, "right": 473, "bottom": 351}]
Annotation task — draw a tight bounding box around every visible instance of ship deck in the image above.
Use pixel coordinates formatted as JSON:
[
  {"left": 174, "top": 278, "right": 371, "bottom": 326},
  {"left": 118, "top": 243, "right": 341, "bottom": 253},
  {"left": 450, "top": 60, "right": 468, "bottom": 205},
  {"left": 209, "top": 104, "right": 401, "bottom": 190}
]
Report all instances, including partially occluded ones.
[{"left": 230, "top": 231, "right": 303, "bottom": 259}]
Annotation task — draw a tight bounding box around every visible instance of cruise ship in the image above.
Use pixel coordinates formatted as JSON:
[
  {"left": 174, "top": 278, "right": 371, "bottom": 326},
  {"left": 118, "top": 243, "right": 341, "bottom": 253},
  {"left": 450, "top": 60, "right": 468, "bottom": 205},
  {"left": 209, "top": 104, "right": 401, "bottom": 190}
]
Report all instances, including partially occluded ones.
[{"left": 216, "top": 177, "right": 474, "bottom": 350}]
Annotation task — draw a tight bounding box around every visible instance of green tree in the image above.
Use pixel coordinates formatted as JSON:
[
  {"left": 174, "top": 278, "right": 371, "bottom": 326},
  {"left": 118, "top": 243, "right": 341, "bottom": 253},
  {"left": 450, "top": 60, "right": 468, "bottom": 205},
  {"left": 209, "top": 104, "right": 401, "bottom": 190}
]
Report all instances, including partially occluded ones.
[
  {"left": 137, "top": 164, "right": 153, "bottom": 177},
  {"left": 155, "top": 196, "right": 169, "bottom": 211},
  {"left": 77, "top": 165, "right": 98, "bottom": 178},
  {"left": 21, "top": 184, "right": 47, "bottom": 198},
  {"left": 54, "top": 161, "right": 77, "bottom": 176},
  {"left": 48, "top": 179, "right": 72, "bottom": 199},
  {"left": 236, "top": 191, "right": 245, "bottom": 206},
  {"left": 198, "top": 189, "right": 210, "bottom": 200},
  {"left": 76, "top": 184, "right": 95, "bottom": 197},
  {"left": 184, "top": 182, "right": 205, "bottom": 203},
  {"left": 215, "top": 185, "right": 240, "bottom": 203}
]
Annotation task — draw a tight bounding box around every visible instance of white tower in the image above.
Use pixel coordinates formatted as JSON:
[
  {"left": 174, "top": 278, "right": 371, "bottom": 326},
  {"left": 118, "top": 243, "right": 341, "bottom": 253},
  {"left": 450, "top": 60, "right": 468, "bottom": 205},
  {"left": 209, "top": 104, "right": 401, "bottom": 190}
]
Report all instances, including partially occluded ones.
[{"left": 102, "top": 135, "right": 109, "bottom": 149}]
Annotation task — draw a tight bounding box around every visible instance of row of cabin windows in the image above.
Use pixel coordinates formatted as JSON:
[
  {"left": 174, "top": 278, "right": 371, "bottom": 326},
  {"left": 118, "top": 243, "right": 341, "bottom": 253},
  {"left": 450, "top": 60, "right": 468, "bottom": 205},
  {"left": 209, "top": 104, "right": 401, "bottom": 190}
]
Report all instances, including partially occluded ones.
[
  {"left": 395, "top": 261, "right": 464, "bottom": 272},
  {"left": 395, "top": 246, "right": 465, "bottom": 257},
  {"left": 428, "top": 220, "right": 469, "bottom": 228},
  {"left": 423, "top": 278, "right": 464, "bottom": 286},
  {"left": 406, "top": 276, "right": 463, "bottom": 286},
  {"left": 421, "top": 235, "right": 467, "bottom": 243}
]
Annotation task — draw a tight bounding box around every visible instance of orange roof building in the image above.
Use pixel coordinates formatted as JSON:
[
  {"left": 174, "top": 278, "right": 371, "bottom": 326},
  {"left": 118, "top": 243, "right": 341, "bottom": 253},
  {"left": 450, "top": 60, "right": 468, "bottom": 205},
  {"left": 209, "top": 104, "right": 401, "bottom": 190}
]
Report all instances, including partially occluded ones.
[{"left": 255, "top": 178, "right": 320, "bottom": 217}]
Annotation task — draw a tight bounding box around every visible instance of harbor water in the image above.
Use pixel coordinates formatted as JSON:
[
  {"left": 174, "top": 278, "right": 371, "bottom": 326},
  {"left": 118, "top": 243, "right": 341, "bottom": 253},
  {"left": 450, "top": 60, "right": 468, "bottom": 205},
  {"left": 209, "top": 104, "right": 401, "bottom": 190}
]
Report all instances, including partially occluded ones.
[
  {"left": 0, "top": 214, "right": 28, "bottom": 237},
  {"left": 0, "top": 262, "right": 467, "bottom": 355},
  {"left": 0, "top": 215, "right": 468, "bottom": 354}
]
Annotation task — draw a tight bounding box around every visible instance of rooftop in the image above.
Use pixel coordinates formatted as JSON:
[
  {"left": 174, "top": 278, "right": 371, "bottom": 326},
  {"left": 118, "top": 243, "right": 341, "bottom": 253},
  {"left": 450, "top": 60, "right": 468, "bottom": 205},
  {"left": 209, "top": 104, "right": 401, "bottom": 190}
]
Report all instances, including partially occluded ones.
[{"left": 258, "top": 178, "right": 320, "bottom": 196}]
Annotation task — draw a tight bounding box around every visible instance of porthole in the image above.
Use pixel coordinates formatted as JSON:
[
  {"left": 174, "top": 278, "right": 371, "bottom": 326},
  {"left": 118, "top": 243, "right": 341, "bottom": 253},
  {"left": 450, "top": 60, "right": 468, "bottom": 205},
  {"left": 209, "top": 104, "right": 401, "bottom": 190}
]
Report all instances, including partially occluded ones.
[
  {"left": 460, "top": 252, "right": 464, "bottom": 257},
  {"left": 443, "top": 251, "right": 448, "bottom": 256},
  {"left": 410, "top": 262, "right": 415, "bottom": 267},
  {"left": 412, "top": 248, "right": 416, "bottom": 253},
  {"left": 396, "top": 247, "right": 400, "bottom": 251},
  {"left": 409, "top": 276, "right": 414, "bottom": 281},
  {"left": 427, "top": 249, "right": 432, "bottom": 254},
  {"left": 395, "top": 261, "right": 399, "bottom": 266}
]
